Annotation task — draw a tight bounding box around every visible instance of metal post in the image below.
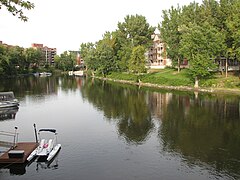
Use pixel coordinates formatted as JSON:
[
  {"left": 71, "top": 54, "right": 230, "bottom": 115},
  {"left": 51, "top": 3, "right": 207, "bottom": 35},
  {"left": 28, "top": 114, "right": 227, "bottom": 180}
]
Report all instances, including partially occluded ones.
[
  {"left": 34, "top": 124, "right": 38, "bottom": 143},
  {"left": 13, "top": 126, "right": 18, "bottom": 149}
]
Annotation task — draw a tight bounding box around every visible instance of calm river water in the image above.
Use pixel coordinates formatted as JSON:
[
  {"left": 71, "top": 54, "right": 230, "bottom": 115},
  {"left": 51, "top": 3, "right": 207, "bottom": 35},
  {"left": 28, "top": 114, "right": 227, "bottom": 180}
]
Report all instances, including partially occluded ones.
[{"left": 0, "top": 76, "right": 240, "bottom": 180}]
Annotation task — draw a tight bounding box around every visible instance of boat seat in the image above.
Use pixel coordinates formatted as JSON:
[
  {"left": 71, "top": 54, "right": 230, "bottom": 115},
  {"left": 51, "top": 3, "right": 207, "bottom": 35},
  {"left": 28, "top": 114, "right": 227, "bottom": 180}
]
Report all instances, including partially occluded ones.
[
  {"left": 39, "top": 139, "right": 45, "bottom": 148},
  {"left": 47, "top": 139, "right": 53, "bottom": 151}
]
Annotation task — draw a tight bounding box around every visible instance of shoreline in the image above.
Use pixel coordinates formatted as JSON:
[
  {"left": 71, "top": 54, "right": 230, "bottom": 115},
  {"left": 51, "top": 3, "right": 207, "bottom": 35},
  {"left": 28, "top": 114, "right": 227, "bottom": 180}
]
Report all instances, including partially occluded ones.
[{"left": 94, "top": 76, "right": 240, "bottom": 95}]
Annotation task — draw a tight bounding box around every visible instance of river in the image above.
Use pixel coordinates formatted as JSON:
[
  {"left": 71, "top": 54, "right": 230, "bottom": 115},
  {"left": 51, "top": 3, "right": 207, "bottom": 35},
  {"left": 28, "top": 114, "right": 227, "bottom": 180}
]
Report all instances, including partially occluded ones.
[{"left": 0, "top": 75, "right": 240, "bottom": 180}]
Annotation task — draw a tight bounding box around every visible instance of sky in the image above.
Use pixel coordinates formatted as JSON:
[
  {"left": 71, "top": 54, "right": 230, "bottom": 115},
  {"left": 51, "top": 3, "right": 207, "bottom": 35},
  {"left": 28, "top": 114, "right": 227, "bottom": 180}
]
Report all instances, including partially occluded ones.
[{"left": 0, "top": 0, "right": 202, "bottom": 54}]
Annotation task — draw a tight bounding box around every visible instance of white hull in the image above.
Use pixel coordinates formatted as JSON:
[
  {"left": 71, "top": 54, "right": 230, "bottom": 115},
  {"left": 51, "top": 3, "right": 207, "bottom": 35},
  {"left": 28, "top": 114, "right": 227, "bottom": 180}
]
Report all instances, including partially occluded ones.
[
  {"left": 47, "top": 144, "right": 61, "bottom": 161},
  {"left": 0, "top": 101, "right": 19, "bottom": 108},
  {"left": 27, "top": 148, "right": 38, "bottom": 161},
  {"left": 27, "top": 144, "right": 61, "bottom": 162}
]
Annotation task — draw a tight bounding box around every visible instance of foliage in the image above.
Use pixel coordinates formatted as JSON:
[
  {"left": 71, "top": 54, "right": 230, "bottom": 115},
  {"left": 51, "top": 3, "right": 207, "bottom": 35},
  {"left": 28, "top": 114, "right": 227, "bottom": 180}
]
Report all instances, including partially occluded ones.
[
  {"left": 179, "top": 22, "right": 224, "bottom": 86},
  {"left": 95, "top": 32, "right": 117, "bottom": 76},
  {"left": 80, "top": 14, "right": 155, "bottom": 74},
  {"left": 128, "top": 45, "right": 146, "bottom": 74},
  {"left": 54, "top": 51, "right": 76, "bottom": 71},
  {"left": 115, "top": 14, "right": 155, "bottom": 72},
  {"left": 159, "top": 5, "right": 183, "bottom": 68},
  {"left": 80, "top": 42, "right": 97, "bottom": 70},
  {"left": 0, "top": 44, "right": 42, "bottom": 76},
  {"left": 0, "top": 0, "right": 34, "bottom": 21},
  {"left": 25, "top": 47, "right": 42, "bottom": 72},
  {"left": 226, "top": 0, "right": 240, "bottom": 59}
]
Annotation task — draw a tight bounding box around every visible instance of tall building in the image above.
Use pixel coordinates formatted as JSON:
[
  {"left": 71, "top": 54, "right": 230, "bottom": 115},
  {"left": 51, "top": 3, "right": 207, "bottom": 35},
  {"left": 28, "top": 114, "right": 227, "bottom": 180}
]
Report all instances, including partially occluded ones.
[
  {"left": 31, "top": 43, "right": 57, "bottom": 65},
  {"left": 147, "top": 34, "right": 172, "bottom": 69}
]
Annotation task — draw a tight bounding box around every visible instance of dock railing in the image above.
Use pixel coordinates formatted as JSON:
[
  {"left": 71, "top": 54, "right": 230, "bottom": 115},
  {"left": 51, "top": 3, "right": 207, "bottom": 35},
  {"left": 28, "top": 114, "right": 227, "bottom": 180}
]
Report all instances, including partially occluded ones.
[{"left": 0, "top": 127, "right": 19, "bottom": 149}]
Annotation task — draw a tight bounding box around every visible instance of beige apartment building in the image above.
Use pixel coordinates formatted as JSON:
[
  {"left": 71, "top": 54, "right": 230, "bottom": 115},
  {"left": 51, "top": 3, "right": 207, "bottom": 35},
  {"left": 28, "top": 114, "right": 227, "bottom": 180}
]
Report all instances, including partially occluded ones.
[{"left": 147, "top": 34, "right": 172, "bottom": 69}]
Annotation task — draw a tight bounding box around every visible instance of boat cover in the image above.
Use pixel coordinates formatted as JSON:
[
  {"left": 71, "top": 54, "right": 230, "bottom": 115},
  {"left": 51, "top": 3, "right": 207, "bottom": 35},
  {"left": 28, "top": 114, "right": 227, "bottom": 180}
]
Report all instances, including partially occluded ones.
[{"left": 39, "top": 129, "right": 56, "bottom": 133}]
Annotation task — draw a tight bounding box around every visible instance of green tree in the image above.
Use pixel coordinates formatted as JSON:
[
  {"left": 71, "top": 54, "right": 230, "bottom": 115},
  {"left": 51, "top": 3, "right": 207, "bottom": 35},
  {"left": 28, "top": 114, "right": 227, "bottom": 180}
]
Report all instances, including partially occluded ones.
[
  {"left": 25, "top": 47, "right": 42, "bottom": 72},
  {"left": 117, "top": 14, "right": 155, "bottom": 72},
  {"left": 95, "top": 32, "right": 117, "bottom": 76},
  {"left": 7, "top": 46, "right": 25, "bottom": 75},
  {"left": 128, "top": 45, "right": 146, "bottom": 74},
  {"left": 54, "top": 51, "right": 73, "bottom": 71},
  {"left": 80, "top": 42, "right": 97, "bottom": 71},
  {"left": 216, "top": 0, "right": 236, "bottom": 76},
  {"left": 226, "top": 0, "right": 240, "bottom": 67},
  {"left": 160, "top": 6, "right": 182, "bottom": 72},
  {"left": 0, "top": 0, "right": 34, "bottom": 21},
  {"left": 179, "top": 22, "right": 224, "bottom": 88},
  {"left": 0, "top": 45, "right": 9, "bottom": 75}
]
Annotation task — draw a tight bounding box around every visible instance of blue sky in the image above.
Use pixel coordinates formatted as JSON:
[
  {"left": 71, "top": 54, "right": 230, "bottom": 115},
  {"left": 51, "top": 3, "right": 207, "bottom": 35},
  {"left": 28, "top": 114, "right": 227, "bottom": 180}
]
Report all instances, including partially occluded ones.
[{"left": 0, "top": 0, "right": 202, "bottom": 54}]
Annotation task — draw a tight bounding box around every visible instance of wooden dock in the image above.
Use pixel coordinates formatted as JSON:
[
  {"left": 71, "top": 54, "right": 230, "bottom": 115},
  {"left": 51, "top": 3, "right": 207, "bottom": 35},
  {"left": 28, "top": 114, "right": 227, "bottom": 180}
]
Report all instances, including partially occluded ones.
[{"left": 0, "top": 142, "right": 38, "bottom": 164}]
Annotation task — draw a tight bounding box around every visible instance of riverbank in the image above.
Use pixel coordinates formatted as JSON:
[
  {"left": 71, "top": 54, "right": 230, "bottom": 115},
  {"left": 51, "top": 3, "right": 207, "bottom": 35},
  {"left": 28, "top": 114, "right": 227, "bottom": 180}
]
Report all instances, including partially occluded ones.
[{"left": 93, "top": 69, "right": 240, "bottom": 95}]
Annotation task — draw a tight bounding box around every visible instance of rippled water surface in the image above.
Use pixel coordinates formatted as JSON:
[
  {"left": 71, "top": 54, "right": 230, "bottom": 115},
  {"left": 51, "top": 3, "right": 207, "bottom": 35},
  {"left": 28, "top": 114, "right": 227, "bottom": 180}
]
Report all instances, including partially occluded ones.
[{"left": 0, "top": 76, "right": 240, "bottom": 180}]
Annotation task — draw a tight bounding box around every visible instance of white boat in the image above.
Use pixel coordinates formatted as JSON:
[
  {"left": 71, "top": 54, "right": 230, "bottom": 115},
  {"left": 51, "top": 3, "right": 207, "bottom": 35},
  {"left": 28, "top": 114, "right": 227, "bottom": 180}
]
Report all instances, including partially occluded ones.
[
  {"left": 68, "top": 71, "right": 73, "bottom": 76},
  {"left": 0, "top": 92, "right": 19, "bottom": 108},
  {"left": 39, "top": 72, "right": 52, "bottom": 77},
  {"left": 27, "top": 128, "right": 61, "bottom": 162},
  {"left": 73, "top": 70, "right": 84, "bottom": 76}
]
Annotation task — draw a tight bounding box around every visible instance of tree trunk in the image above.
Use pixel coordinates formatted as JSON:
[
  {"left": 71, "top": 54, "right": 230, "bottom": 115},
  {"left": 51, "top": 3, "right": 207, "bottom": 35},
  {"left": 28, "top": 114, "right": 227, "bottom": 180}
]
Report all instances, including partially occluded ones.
[
  {"left": 177, "top": 57, "right": 180, "bottom": 73},
  {"left": 239, "top": 64, "right": 240, "bottom": 79},
  {"left": 225, "top": 59, "right": 228, "bottom": 78},
  {"left": 194, "top": 77, "right": 199, "bottom": 89},
  {"left": 219, "top": 60, "right": 223, "bottom": 75}
]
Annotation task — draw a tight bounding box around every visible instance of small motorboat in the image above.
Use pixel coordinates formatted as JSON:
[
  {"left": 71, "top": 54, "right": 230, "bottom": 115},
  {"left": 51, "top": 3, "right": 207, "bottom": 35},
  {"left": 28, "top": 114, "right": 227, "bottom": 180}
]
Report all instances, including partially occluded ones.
[
  {"left": 0, "top": 92, "right": 19, "bottom": 108},
  {"left": 27, "top": 128, "right": 61, "bottom": 162}
]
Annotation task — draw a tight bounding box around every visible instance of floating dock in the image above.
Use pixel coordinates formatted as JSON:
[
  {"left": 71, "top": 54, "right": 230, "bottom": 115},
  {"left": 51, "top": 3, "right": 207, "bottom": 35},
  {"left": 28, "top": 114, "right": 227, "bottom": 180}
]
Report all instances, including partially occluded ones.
[{"left": 0, "top": 142, "right": 38, "bottom": 164}]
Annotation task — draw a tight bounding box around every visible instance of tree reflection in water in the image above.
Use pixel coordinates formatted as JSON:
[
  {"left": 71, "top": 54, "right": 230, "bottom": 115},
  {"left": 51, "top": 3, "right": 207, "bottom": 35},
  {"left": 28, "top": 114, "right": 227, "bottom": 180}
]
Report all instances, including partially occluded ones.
[
  {"left": 158, "top": 93, "right": 240, "bottom": 179},
  {"left": 81, "top": 78, "right": 153, "bottom": 145},
  {"left": 1, "top": 76, "right": 240, "bottom": 179}
]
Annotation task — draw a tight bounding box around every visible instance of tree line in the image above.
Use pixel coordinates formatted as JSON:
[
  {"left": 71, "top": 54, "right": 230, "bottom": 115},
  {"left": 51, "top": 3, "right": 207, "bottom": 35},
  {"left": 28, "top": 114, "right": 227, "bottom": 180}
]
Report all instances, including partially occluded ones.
[
  {"left": 77, "top": 0, "right": 240, "bottom": 87},
  {"left": 160, "top": 0, "right": 240, "bottom": 87},
  {"left": 1, "top": 0, "right": 240, "bottom": 88},
  {"left": 0, "top": 45, "right": 43, "bottom": 76},
  {"left": 79, "top": 14, "right": 155, "bottom": 76}
]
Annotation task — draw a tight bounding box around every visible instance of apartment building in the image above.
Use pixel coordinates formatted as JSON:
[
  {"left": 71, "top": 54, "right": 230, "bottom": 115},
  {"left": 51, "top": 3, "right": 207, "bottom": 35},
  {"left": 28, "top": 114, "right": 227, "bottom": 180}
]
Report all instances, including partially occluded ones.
[
  {"left": 147, "top": 34, "right": 172, "bottom": 69},
  {"left": 32, "top": 43, "right": 57, "bottom": 65}
]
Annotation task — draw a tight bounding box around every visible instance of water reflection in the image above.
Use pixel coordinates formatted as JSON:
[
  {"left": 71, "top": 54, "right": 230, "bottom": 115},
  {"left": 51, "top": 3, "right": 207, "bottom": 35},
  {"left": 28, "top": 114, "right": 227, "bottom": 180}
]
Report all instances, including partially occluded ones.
[
  {"left": 0, "top": 76, "right": 240, "bottom": 179},
  {"left": 0, "top": 107, "right": 19, "bottom": 121},
  {"left": 0, "top": 155, "right": 59, "bottom": 176},
  {"left": 157, "top": 93, "right": 240, "bottom": 179},
  {"left": 81, "top": 78, "right": 240, "bottom": 178},
  {"left": 81, "top": 78, "right": 153, "bottom": 144}
]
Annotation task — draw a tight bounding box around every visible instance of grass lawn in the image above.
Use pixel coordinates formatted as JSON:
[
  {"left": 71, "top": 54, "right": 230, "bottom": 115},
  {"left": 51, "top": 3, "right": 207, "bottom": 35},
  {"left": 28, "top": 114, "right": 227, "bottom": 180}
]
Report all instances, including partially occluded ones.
[{"left": 106, "top": 68, "right": 240, "bottom": 90}]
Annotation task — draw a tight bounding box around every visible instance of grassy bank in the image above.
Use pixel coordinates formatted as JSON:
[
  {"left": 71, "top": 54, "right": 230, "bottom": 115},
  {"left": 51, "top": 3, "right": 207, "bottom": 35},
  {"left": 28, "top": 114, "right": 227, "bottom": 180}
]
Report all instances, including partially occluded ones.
[{"left": 102, "top": 68, "right": 240, "bottom": 94}]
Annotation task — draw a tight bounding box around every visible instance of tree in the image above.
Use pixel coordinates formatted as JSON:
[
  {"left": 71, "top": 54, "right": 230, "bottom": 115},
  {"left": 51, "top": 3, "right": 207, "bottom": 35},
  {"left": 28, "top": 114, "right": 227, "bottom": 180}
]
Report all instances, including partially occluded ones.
[
  {"left": 0, "top": 0, "right": 34, "bottom": 21},
  {"left": 160, "top": 6, "right": 182, "bottom": 72},
  {"left": 25, "top": 47, "right": 42, "bottom": 71},
  {"left": 95, "top": 32, "right": 117, "bottom": 76},
  {"left": 54, "top": 51, "right": 73, "bottom": 71},
  {"left": 128, "top": 45, "right": 146, "bottom": 74},
  {"left": 226, "top": 0, "right": 240, "bottom": 74},
  {"left": 0, "top": 44, "right": 9, "bottom": 75},
  {"left": 217, "top": 0, "right": 235, "bottom": 77},
  {"left": 117, "top": 14, "right": 155, "bottom": 72},
  {"left": 179, "top": 22, "right": 224, "bottom": 88},
  {"left": 7, "top": 46, "right": 25, "bottom": 75},
  {"left": 80, "top": 42, "right": 97, "bottom": 71}
]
